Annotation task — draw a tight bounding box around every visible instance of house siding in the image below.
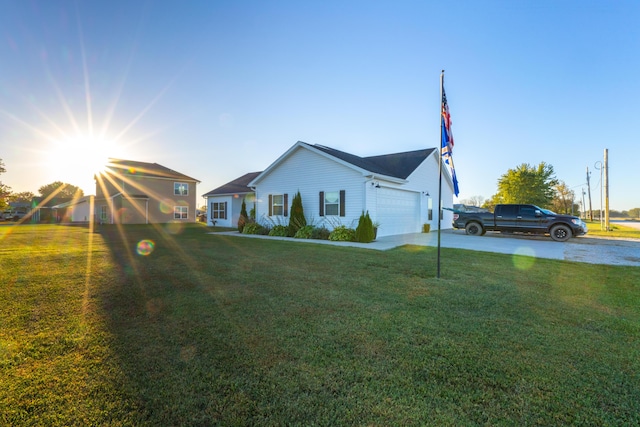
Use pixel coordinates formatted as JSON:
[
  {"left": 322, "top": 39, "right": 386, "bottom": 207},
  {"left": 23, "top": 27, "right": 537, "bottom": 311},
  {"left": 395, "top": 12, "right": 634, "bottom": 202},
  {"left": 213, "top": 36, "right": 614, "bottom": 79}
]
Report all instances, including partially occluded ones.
[
  {"left": 96, "top": 168, "right": 198, "bottom": 224},
  {"left": 255, "top": 147, "right": 365, "bottom": 229}
]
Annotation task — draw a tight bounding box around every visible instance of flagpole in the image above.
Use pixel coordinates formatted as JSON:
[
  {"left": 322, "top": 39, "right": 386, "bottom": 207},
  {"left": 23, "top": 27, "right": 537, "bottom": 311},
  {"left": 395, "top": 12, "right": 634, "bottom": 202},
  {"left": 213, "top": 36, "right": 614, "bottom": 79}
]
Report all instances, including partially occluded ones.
[{"left": 437, "top": 70, "right": 444, "bottom": 279}]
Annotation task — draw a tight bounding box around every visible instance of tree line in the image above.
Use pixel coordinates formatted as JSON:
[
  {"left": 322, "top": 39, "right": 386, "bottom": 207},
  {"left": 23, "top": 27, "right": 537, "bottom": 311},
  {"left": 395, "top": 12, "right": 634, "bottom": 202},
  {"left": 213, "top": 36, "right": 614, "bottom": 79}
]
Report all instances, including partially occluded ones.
[
  {"left": 0, "top": 157, "right": 84, "bottom": 211},
  {"left": 459, "top": 162, "right": 640, "bottom": 219}
]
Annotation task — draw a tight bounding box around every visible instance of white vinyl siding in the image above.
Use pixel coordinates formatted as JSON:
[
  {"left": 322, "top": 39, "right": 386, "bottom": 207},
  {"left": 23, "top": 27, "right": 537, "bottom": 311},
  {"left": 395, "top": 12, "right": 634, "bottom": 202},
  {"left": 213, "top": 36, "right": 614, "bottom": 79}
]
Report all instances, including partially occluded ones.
[{"left": 255, "top": 147, "right": 362, "bottom": 229}]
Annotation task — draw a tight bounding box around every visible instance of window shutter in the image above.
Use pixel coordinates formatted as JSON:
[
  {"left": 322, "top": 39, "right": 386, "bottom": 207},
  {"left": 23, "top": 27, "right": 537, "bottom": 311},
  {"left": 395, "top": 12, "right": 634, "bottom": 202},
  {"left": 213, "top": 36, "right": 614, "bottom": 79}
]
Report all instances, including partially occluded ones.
[
  {"left": 339, "top": 190, "right": 345, "bottom": 217},
  {"left": 319, "top": 191, "right": 324, "bottom": 216},
  {"left": 222, "top": 202, "right": 227, "bottom": 219},
  {"left": 284, "top": 193, "right": 289, "bottom": 217},
  {"left": 268, "top": 194, "right": 273, "bottom": 216}
]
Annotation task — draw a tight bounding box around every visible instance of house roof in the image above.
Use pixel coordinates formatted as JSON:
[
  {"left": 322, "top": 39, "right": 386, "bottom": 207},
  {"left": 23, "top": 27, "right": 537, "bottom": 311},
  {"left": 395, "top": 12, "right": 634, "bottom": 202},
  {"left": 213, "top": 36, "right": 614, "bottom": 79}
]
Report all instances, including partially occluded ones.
[
  {"left": 103, "top": 158, "right": 200, "bottom": 182},
  {"left": 51, "top": 195, "right": 94, "bottom": 209},
  {"left": 308, "top": 143, "right": 436, "bottom": 180},
  {"left": 248, "top": 141, "right": 437, "bottom": 187},
  {"left": 202, "top": 171, "right": 262, "bottom": 197}
]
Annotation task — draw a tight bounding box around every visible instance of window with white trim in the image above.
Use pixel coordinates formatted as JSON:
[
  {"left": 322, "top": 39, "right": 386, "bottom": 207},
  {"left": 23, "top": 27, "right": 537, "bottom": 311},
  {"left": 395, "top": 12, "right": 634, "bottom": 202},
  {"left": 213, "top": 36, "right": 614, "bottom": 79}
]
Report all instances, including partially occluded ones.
[
  {"left": 324, "top": 191, "right": 339, "bottom": 216},
  {"left": 174, "top": 206, "right": 188, "bottom": 219},
  {"left": 100, "top": 205, "right": 108, "bottom": 221},
  {"left": 211, "top": 202, "right": 227, "bottom": 220},
  {"left": 174, "top": 182, "right": 188, "bottom": 196},
  {"left": 272, "top": 194, "right": 284, "bottom": 216}
]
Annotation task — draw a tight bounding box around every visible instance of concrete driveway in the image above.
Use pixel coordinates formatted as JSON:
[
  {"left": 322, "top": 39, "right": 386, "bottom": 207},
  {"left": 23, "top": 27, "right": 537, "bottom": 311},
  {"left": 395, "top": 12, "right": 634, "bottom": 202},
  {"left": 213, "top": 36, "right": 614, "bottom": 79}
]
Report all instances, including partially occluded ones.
[
  {"left": 217, "top": 228, "right": 640, "bottom": 267},
  {"left": 372, "top": 229, "right": 640, "bottom": 267}
]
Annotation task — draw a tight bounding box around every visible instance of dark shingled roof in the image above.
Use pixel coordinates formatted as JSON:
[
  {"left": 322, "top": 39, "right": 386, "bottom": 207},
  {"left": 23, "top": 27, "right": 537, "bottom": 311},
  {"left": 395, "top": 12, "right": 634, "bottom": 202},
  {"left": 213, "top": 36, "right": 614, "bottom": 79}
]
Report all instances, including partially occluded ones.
[
  {"left": 104, "top": 159, "right": 200, "bottom": 182},
  {"left": 202, "top": 171, "right": 262, "bottom": 196},
  {"left": 304, "top": 142, "right": 435, "bottom": 180}
]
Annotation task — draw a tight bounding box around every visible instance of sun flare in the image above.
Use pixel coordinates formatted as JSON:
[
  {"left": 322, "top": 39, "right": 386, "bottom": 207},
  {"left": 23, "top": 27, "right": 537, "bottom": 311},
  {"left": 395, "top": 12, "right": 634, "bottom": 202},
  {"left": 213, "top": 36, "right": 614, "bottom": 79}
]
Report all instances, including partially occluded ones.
[{"left": 46, "top": 134, "right": 115, "bottom": 194}]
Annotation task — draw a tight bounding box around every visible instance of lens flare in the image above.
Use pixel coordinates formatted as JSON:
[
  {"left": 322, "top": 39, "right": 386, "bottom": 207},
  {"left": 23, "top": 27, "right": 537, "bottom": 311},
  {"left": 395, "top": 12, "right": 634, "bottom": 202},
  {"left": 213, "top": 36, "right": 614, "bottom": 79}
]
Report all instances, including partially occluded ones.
[
  {"left": 159, "top": 198, "right": 173, "bottom": 214},
  {"left": 165, "top": 221, "right": 184, "bottom": 235},
  {"left": 136, "top": 239, "right": 155, "bottom": 256},
  {"left": 512, "top": 246, "right": 536, "bottom": 270}
]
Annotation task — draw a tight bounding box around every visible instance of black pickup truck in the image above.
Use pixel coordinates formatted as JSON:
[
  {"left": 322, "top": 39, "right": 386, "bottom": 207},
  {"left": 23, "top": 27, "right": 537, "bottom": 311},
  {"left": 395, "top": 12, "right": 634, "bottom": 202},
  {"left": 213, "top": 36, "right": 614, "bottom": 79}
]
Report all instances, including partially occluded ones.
[{"left": 452, "top": 204, "right": 588, "bottom": 242}]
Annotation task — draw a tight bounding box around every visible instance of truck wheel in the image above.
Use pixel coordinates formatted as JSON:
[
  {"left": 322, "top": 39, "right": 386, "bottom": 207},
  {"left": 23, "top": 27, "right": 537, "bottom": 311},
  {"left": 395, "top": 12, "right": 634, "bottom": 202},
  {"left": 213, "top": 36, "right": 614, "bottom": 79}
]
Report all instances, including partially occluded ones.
[
  {"left": 465, "top": 222, "right": 483, "bottom": 236},
  {"left": 550, "top": 224, "right": 571, "bottom": 242}
]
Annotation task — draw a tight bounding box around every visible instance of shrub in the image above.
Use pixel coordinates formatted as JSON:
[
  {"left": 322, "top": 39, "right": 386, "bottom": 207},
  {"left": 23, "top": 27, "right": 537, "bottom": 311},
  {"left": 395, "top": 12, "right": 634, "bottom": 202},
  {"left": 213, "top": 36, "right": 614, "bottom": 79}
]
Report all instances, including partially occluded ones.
[
  {"left": 311, "top": 227, "right": 331, "bottom": 240},
  {"left": 238, "top": 199, "right": 248, "bottom": 233},
  {"left": 328, "top": 225, "right": 355, "bottom": 242},
  {"left": 269, "top": 225, "right": 289, "bottom": 237},
  {"left": 288, "top": 191, "right": 307, "bottom": 237},
  {"left": 355, "top": 211, "right": 375, "bottom": 243},
  {"left": 242, "top": 223, "right": 265, "bottom": 235},
  {"left": 293, "top": 225, "right": 314, "bottom": 239}
]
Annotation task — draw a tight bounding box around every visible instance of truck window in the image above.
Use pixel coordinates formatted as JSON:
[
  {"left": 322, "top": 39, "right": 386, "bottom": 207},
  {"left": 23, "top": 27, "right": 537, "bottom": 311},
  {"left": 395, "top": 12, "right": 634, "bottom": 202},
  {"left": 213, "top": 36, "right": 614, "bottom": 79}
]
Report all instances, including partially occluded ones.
[
  {"left": 497, "top": 205, "right": 518, "bottom": 217},
  {"left": 519, "top": 206, "right": 537, "bottom": 217}
]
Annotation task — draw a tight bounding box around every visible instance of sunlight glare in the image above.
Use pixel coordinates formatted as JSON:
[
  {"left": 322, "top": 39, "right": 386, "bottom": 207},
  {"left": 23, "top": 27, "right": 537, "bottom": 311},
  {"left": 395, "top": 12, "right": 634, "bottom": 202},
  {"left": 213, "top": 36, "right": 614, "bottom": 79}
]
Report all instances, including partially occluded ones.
[{"left": 47, "top": 134, "right": 114, "bottom": 192}]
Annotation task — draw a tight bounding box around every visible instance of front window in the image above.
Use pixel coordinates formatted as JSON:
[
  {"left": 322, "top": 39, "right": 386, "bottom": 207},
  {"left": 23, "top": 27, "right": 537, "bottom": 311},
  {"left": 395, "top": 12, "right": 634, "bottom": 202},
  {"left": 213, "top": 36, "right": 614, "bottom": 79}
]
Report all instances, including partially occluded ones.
[
  {"left": 174, "top": 182, "right": 188, "bottom": 196},
  {"left": 211, "top": 202, "right": 227, "bottom": 219},
  {"left": 324, "top": 191, "right": 339, "bottom": 216},
  {"left": 272, "top": 194, "right": 284, "bottom": 216},
  {"left": 100, "top": 205, "right": 108, "bottom": 221},
  {"left": 174, "top": 206, "right": 188, "bottom": 219}
]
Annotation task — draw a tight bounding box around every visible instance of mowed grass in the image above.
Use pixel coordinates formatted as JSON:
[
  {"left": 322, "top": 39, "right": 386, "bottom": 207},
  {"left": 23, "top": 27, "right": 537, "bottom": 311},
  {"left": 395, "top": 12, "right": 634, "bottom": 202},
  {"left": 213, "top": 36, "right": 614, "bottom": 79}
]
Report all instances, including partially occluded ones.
[
  {"left": 586, "top": 220, "right": 640, "bottom": 239},
  {"left": 1, "top": 223, "right": 639, "bottom": 426}
]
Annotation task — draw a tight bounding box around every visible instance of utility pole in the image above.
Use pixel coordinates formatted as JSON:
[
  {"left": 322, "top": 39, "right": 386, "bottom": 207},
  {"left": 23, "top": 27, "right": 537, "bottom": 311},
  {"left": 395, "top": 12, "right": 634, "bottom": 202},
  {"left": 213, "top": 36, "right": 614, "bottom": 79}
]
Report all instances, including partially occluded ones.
[
  {"left": 586, "top": 167, "right": 593, "bottom": 221},
  {"left": 604, "top": 149, "right": 610, "bottom": 231}
]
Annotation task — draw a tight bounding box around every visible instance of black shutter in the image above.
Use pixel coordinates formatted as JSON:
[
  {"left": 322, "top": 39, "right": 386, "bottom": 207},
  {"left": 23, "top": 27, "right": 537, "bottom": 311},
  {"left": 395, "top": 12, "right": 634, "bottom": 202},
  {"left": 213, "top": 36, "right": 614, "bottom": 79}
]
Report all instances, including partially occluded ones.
[
  {"left": 319, "top": 191, "right": 324, "bottom": 216},
  {"left": 284, "top": 193, "right": 288, "bottom": 217},
  {"left": 268, "top": 195, "right": 272, "bottom": 216},
  {"left": 339, "top": 190, "right": 345, "bottom": 217}
]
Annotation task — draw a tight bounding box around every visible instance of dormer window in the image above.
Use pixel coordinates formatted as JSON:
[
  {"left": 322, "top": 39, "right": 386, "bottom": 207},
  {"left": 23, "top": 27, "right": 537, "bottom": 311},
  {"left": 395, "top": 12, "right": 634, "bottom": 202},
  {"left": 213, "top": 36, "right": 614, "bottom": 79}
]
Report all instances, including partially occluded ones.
[{"left": 174, "top": 182, "right": 188, "bottom": 196}]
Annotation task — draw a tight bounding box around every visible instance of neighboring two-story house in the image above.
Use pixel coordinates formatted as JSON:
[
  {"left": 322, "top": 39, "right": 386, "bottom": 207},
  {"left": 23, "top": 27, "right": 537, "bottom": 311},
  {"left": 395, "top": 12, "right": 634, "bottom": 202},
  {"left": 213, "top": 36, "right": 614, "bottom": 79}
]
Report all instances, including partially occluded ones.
[{"left": 95, "top": 158, "right": 200, "bottom": 224}]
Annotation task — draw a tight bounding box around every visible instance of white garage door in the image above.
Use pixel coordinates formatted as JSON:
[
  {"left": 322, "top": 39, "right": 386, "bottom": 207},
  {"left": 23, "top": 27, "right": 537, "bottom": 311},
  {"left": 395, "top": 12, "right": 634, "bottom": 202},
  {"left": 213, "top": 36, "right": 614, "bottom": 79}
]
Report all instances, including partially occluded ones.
[{"left": 376, "top": 188, "right": 420, "bottom": 236}]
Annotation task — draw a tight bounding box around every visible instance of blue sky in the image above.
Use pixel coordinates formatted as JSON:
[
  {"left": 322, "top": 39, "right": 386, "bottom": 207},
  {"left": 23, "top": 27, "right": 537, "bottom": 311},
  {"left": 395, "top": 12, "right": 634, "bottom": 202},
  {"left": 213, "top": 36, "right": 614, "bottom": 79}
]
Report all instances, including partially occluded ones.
[{"left": 1, "top": 0, "right": 638, "bottom": 211}]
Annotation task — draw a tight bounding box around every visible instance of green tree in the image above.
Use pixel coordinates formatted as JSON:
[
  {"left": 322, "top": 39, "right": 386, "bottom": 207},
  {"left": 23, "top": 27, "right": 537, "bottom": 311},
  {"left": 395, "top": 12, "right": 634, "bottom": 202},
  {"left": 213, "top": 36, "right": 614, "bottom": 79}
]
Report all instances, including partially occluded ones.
[
  {"left": 550, "top": 181, "right": 576, "bottom": 215},
  {"left": 10, "top": 191, "right": 36, "bottom": 203},
  {"left": 238, "top": 198, "right": 248, "bottom": 232},
  {"left": 38, "top": 181, "right": 84, "bottom": 199},
  {"left": 492, "top": 162, "right": 558, "bottom": 208},
  {"left": 0, "top": 158, "right": 10, "bottom": 211},
  {"left": 288, "top": 191, "right": 306, "bottom": 237},
  {"left": 628, "top": 208, "right": 640, "bottom": 219},
  {"left": 355, "top": 211, "right": 375, "bottom": 243}
]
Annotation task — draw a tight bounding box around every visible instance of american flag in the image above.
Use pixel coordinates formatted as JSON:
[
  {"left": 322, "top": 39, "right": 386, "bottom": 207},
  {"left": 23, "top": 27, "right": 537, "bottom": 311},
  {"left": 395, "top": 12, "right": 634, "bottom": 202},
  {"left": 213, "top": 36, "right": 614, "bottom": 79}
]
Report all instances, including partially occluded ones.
[{"left": 441, "top": 87, "right": 459, "bottom": 196}]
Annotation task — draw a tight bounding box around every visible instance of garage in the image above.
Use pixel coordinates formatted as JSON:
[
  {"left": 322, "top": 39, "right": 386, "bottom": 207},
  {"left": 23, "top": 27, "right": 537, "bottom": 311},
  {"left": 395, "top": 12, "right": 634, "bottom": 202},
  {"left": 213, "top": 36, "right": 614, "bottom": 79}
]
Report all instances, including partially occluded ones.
[{"left": 375, "top": 187, "right": 421, "bottom": 237}]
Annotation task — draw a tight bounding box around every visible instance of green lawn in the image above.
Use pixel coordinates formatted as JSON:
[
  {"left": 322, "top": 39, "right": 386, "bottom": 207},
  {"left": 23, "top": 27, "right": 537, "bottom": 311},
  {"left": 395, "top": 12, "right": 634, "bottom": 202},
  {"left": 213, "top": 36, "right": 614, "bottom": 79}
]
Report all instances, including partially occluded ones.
[
  {"left": 1, "top": 223, "right": 639, "bottom": 426},
  {"left": 586, "top": 220, "right": 640, "bottom": 239}
]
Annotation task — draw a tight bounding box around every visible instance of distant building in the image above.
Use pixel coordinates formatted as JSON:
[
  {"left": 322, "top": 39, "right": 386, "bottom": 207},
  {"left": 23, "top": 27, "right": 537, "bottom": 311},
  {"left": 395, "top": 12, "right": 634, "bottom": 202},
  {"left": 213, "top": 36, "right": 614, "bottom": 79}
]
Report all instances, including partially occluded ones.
[{"left": 95, "top": 158, "right": 200, "bottom": 224}]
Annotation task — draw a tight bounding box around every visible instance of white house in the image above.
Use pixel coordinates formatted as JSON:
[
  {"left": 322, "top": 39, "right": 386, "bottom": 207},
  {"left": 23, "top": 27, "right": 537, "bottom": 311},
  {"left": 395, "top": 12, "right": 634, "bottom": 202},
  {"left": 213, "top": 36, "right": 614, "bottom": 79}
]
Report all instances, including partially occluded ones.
[
  {"left": 203, "top": 141, "right": 456, "bottom": 237},
  {"left": 202, "top": 172, "right": 261, "bottom": 228},
  {"left": 51, "top": 195, "right": 94, "bottom": 223}
]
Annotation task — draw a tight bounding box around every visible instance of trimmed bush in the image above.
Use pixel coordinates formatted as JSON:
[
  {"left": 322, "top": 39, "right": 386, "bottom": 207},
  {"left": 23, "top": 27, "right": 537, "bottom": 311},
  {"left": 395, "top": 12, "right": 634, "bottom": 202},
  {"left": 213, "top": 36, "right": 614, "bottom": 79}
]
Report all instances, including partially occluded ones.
[
  {"left": 293, "top": 225, "right": 314, "bottom": 239},
  {"left": 355, "top": 211, "right": 375, "bottom": 243},
  {"left": 242, "top": 223, "right": 265, "bottom": 235},
  {"left": 311, "top": 227, "right": 331, "bottom": 240},
  {"left": 288, "top": 191, "right": 306, "bottom": 237},
  {"left": 269, "top": 225, "right": 289, "bottom": 237},
  {"left": 328, "top": 225, "right": 355, "bottom": 242},
  {"left": 238, "top": 199, "right": 248, "bottom": 233}
]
